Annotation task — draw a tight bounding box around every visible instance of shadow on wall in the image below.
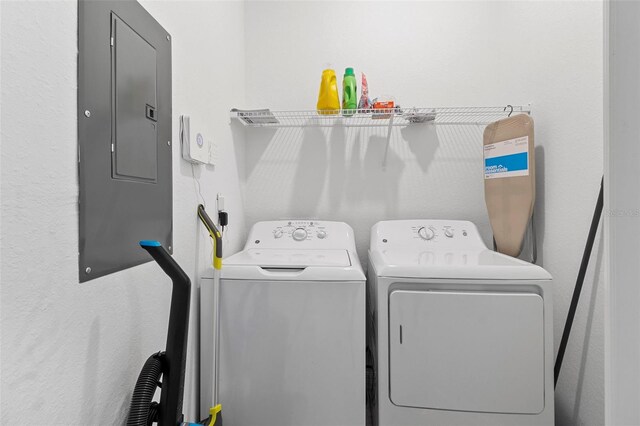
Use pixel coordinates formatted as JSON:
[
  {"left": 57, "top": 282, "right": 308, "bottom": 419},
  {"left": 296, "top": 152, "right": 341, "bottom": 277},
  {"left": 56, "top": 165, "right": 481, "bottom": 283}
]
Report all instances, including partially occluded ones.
[
  {"left": 555, "top": 232, "right": 603, "bottom": 426},
  {"left": 360, "top": 130, "right": 405, "bottom": 216},
  {"left": 519, "top": 146, "right": 545, "bottom": 265},
  {"left": 240, "top": 121, "right": 527, "bottom": 265},
  {"left": 80, "top": 315, "right": 138, "bottom": 424},
  {"left": 243, "top": 123, "right": 441, "bottom": 220},
  {"left": 572, "top": 232, "right": 604, "bottom": 423},
  {"left": 402, "top": 123, "right": 440, "bottom": 173},
  {"left": 231, "top": 120, "right": 249, "bottom": 184},
  {"left": 244, "top": 126, "right": 279, "bottom": 178},
  {"left": 535, "top": 146, "right": 546, "bottom": 266},
  {"left": 327, "top": 125, "right": 347, "bottom": 209},
  {"left": 81, "top": 319, "right": 101, "bottom": 422},
  {"left": 290, "top": 126, "right": 328, "bottom": 216}
]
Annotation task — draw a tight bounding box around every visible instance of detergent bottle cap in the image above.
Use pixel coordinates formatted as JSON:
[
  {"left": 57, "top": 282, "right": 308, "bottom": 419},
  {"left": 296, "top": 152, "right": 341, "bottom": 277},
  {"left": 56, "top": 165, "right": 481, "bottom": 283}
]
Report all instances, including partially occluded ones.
[{"left": 344, "top": 67, "right": 355, "bottom": 76}]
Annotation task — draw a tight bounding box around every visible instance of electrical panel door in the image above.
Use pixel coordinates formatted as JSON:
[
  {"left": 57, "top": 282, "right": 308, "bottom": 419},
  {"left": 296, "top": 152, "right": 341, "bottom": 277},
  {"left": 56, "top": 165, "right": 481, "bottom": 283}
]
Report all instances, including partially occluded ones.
[
  {"left": 78, "top": 0, "right": 172, "bottom": 282},
  {"left": 111, "top": 14, "right": 158, "bottom": 182}
]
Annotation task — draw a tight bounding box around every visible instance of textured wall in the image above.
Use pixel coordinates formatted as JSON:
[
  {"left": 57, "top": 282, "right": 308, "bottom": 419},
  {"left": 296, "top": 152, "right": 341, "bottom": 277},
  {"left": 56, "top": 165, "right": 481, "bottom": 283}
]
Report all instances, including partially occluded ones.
[
  {"left": 0, "top": 1, "right": 246, "bottom": 423},
  {"left": 242, "top": 2, "right": 605, "bottom": 425}
]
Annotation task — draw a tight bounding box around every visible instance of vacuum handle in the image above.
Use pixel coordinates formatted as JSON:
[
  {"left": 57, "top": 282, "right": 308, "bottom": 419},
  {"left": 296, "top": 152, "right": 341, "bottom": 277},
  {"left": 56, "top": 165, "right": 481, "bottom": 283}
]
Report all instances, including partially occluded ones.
[
  {"left": 197, "top": 205, "right": 223, "bottom": 269},
  {"left": 140, "top": 241, "right": 190, "bottom": 287},
  {"left": 139, "top": 240, "right": 191, "bottom": 426}
]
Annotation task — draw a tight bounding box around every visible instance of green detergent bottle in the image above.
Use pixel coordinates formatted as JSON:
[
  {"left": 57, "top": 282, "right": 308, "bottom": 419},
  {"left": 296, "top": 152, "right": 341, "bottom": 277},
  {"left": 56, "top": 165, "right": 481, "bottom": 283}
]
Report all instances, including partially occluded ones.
[{"left": 342, "top": 68, "right": 357, "bottom": 116}]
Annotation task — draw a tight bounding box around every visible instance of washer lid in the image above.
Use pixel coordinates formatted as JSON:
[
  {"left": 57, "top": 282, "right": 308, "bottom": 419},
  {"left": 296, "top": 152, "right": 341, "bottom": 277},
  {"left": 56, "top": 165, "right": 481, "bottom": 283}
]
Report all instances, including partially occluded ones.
[
  {"left": 221, "top": 249, "right": 365, "bottom": 281},
  {"left": 225, "top": 248, "right": 352, "bottom": 268},
  {"left": 369, "top": 248, "right": 551, "bottom": 280}
]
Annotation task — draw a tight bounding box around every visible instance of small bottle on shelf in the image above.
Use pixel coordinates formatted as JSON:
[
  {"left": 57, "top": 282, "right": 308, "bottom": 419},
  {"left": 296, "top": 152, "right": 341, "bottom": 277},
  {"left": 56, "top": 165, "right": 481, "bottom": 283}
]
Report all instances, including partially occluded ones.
[
  {"left": 342, "top": 67, "right": 357, "bottom": 116},
  {"left": 317, "top": 67, "right": 341, "bottom": 115}
]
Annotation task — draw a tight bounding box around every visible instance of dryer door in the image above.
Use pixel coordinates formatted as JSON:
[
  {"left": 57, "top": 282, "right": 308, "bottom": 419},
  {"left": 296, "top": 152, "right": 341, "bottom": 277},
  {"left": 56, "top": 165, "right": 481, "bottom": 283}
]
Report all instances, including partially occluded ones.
[{"left": 389, "top": 290, "right": 544, "bottom": 414}]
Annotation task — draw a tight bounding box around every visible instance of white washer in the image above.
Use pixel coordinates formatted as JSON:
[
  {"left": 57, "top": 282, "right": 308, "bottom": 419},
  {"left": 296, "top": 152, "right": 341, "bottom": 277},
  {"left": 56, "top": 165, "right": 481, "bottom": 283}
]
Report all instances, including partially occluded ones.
[
  {"left": 201, "top": 220, "right": 366, "bottom": 426},
  {"left": 368, "top": 220, "right": 554, "bottom": 426}
]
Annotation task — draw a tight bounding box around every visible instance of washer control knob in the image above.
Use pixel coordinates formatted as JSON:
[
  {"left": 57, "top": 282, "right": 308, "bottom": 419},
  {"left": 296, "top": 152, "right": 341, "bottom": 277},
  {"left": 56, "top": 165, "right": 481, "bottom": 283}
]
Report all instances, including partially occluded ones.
[
  {"left": 444, "top": 228, "right": 454, "bottom": 238},
  {"left": 274, "top": 229, "right": 283, "bottom": 239},
  {"left": 292, "top": 228, "right": 308, "bottom": 241},
  {"left": 418, "top": 227, "right": 435, "bottom": 240},
  {"left": 317, "top": 230, "right": 327, "bottom": 239}
]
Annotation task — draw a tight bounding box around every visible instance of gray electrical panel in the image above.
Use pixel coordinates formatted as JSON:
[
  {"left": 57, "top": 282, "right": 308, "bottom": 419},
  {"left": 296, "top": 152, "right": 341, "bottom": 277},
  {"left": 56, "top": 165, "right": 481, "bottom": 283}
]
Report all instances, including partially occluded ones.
[{"left": 78, "top": 0, "right": 172, "bottom": 282}]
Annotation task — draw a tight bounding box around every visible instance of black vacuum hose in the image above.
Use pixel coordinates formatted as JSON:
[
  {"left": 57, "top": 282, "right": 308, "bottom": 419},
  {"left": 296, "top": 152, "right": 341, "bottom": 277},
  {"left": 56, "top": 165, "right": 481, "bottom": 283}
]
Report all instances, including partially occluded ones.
[{"left": 127, "top": 352, "right": 164, "bottom": 426}]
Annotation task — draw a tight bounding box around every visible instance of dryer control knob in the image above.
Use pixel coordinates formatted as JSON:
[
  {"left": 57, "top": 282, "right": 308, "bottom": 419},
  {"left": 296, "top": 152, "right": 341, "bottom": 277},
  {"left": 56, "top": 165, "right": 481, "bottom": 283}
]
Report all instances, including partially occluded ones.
[
  {"left": 293, "top": 228, "right": 308, "bottom": 241},
  {"left": 317, "top": 230, "right": 327, "bottom": 239},
  {"left": 418, "top": 227, "right": 435, "bottom": 240},
  {"left": 274, "top": 229, "right": 283, "bottom": 239},
  {"left": 444, "top": 229, "right": 454, "bottom": 238}
]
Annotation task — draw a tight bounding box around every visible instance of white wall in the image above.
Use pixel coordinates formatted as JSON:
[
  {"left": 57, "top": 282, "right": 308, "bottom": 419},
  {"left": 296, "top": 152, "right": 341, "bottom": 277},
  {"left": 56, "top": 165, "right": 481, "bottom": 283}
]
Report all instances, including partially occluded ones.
[
  {"left": 605, "top": 1, "right": 640, "bottom": 424},
  {"left": 242, "top": 1, "right": 604, "bottom": 425},
  {"left": 0, "top": 1, "right": 245, "bottom": 424}
]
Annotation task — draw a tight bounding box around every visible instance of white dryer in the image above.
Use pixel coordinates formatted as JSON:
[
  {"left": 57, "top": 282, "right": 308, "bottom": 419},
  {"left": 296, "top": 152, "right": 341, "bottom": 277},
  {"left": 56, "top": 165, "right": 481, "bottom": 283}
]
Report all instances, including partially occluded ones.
[
  {"left": 368, "top": 220, "right": 554, "bottom": 426},
  {"left": 201, "top": 220, "right": 366, "bottom": 426}
]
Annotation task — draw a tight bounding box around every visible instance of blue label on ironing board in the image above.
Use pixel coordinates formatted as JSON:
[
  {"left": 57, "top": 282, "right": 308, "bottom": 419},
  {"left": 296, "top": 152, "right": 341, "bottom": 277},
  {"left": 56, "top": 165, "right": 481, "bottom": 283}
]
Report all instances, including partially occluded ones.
[{"left": 484, "top": 136, "right": 529, "bottom": 179}]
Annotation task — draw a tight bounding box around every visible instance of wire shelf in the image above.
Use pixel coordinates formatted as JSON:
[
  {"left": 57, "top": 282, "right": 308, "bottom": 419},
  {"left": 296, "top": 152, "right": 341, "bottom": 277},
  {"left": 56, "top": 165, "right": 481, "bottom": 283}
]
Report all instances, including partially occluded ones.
[{"left": 230, "top": 105, "right": 530, "bottom": 128}]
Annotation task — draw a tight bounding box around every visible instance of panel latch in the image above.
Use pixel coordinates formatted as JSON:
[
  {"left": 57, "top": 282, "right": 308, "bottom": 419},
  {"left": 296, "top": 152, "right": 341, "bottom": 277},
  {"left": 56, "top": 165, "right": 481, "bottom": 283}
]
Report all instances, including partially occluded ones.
[{"left": 146, "top": 104, "right": 157, "bottom": 122}]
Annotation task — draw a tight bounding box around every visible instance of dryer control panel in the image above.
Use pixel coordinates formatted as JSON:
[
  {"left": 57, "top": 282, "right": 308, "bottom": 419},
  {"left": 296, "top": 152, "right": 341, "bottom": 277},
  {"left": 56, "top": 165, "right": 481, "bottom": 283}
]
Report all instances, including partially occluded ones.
[
  {"left": 245, "top": 220, "right": 358, "bottom": 250},
  {"left": 370, "top": 220, "right": 488, "bottom": 252}
]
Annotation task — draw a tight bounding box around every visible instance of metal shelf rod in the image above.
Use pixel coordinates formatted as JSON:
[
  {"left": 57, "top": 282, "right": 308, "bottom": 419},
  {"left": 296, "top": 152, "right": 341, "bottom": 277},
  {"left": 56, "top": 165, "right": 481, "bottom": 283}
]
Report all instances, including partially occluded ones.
[{"left": 230, "top": 105, "right": 530, "bottom": 128}]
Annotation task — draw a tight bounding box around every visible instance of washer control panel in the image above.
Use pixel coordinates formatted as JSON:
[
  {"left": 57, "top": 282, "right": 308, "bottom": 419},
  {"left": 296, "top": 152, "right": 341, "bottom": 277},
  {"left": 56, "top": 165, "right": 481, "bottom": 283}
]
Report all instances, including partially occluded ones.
[
  {"left": 413, "top": 224, "right": 458, "bottom": 241},
  {"left": 246, "top": 220, "right": 357, "bottom": 250},
  {"left": 370, "top": 220, "right": 487, "bottom": 251},
  {"left": 271, "top": 221, "right": 329, "bottom": 242}
]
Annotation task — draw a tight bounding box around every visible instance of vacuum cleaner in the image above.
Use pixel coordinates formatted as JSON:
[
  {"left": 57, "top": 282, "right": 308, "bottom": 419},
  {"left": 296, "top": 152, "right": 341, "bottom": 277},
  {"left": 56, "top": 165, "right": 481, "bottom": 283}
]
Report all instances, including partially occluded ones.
[{"left": 126, "top": 240, "right": 218, "bottom": 426}]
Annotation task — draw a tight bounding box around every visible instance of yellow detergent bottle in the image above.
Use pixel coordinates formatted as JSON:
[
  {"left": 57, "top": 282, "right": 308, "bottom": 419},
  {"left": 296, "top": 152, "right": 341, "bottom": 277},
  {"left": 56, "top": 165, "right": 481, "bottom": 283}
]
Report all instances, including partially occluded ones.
[{"left": 317, "top": 68, "right": 340, "bottom": 115}]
